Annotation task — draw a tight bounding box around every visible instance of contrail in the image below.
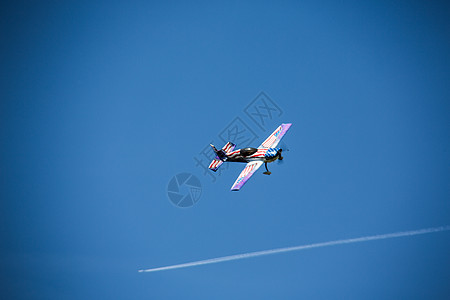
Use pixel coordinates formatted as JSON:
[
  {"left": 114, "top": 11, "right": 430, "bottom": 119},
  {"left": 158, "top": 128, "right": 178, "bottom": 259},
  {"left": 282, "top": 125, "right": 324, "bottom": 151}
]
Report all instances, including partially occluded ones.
[{"left": 139, "top": 226, "right": 450, "bottom": 273}]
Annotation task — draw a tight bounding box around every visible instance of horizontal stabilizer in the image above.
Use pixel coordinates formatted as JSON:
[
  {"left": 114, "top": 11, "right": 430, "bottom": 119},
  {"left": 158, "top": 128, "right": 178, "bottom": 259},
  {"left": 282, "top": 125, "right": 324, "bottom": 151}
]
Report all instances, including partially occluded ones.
[
  {"left": 209, "top": 159, "right": 224, "bottom": 172},
  {"left": 222, "top": 142, "right": 236, "bottom": 154},
  {"left": 208, "top": 142, "right": 235, "bottom": 172}
]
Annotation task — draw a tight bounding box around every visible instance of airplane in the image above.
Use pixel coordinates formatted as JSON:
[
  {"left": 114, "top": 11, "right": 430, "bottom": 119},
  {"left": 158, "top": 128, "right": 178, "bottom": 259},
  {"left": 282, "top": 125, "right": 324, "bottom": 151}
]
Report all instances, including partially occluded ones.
[{"left": 209, "top": 123, "right": 292, "bottom": 191}]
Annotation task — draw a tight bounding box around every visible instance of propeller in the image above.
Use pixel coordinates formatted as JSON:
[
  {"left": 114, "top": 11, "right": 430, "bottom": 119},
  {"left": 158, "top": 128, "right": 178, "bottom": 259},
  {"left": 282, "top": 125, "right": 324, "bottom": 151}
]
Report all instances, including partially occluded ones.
[
  {"left": 277, "top": 146, "right": 289, "bottom": 164},
  {"left": 279, "top": 141, "right": 290, "bottom": 152}
]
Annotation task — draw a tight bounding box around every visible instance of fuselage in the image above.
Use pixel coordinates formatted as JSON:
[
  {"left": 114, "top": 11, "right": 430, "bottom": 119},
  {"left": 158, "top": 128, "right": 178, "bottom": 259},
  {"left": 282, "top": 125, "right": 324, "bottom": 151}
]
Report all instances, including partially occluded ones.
[{"left": 225, "top": 147, "right": 282, "bottom": 163}]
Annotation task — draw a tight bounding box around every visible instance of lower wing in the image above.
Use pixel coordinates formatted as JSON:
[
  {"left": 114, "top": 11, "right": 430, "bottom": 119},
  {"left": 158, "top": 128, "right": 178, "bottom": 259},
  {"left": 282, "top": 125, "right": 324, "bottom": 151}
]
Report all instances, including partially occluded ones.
[{"left": 230, "top": 161, "right": 263, "bottom": 191}]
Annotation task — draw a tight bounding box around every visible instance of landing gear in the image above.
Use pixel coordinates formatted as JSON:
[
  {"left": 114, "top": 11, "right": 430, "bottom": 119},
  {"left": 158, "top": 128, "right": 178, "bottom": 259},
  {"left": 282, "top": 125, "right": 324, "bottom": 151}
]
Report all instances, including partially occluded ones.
[{"left": 263, "top": 162, "right": 271, "bottom": 175}]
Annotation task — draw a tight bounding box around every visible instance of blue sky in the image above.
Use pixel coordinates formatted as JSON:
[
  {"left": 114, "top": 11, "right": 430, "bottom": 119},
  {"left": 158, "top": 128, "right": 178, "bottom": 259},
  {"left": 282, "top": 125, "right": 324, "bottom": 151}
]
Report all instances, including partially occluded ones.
[{"left": 1, "top": 1, "right": 449, "bottom": 299}]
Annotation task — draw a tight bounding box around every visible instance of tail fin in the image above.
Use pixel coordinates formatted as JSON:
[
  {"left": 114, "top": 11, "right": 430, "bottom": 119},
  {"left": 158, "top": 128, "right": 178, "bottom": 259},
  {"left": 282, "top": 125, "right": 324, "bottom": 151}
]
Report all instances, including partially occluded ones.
[{"left": 208, "top": 142, "right": 236, "bottom": 172}]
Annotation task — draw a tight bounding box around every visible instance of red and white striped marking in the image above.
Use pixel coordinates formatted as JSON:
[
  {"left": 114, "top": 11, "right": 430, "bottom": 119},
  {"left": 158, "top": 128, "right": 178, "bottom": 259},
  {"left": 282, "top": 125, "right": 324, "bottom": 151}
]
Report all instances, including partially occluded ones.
[
  {"left": 260, "top": 126, "right": 281, "bottom": 148},
  {"left": 209, "top": 159, "right": 223, "bottom": 170},
  {"left": 230, "top": 161, "right": 264, "bottom": 191},
  {"left": 222, "top": 142, "right": 235, "bottom": 154}
]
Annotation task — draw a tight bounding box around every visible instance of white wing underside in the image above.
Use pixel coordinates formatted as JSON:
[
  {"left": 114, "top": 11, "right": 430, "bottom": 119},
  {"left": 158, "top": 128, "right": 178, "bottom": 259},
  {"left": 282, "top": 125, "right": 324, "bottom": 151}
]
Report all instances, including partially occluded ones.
[
  {"left": 230, "top": 161, "right": 263, "bottom": 191},
  {"left": 258, "top": 123, "right": 292, "bottom": 149}
]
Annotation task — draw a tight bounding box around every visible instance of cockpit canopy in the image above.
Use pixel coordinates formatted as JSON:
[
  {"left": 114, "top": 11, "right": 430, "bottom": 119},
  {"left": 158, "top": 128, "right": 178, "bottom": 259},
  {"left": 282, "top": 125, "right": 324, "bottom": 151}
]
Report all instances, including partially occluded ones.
[{"left": 240, "top": 147, "right": 258, "bottom": 157}]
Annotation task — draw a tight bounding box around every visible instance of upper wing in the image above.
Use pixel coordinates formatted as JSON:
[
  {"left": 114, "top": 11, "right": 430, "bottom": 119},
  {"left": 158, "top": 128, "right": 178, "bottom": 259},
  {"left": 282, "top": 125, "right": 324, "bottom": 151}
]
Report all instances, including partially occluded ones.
[
  {"left": 230, "top": 161, "right": 263, "bottom": 191},
  {"left": 258, "top": 123, "right": 292, "bottom": 149}
]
